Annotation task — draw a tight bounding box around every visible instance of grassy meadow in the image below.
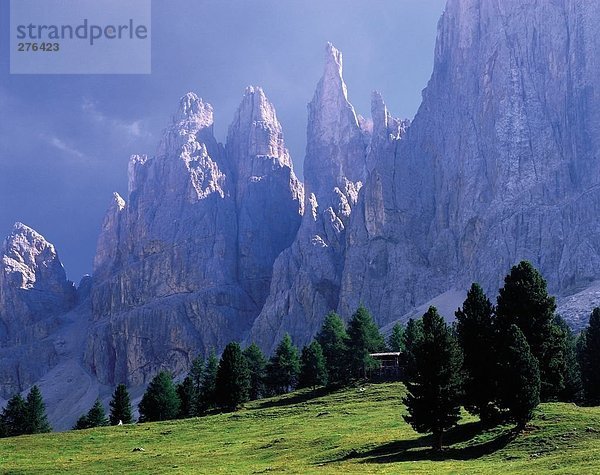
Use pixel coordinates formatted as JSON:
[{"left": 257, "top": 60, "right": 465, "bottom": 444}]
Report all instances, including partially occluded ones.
[{"left": 1, "top": 382, "right": 600, "bottom": 474}]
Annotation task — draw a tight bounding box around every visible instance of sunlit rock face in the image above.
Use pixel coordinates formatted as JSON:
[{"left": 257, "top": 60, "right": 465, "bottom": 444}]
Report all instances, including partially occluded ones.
[{"left": 87, "top": 89, "right": 303, "bottom": 385}]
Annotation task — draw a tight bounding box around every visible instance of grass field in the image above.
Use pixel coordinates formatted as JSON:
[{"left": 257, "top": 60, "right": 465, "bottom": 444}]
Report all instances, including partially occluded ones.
[{"left": 1, "top": 382, "right": 600, "bottom": 474}]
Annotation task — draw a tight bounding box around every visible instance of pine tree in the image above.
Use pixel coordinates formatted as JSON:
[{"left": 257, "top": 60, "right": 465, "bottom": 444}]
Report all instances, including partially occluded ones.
[
  {"left": 345, "top": 305, "right": 385, "bottom": 380},
  {"left": 73, "top": 414, "right": 89, "bottom": 430},
  {"left": 0, "top": 394, "right": 27, "bottom": 437},
  {"left": 86, "top": 399, "right": 109, "bottom": 428},
  {"left": 496, "top": 261, "right": 566, "bottom": 400},
  {"left": 243, "top": 343, "right": 267, "bottom": 400},
  {"left": 498, "top": 325, "right": 540, "bottom": 428},
  {"left": 109, "top": 384, "right": 133, "bottom": 425},
  {"left": 266, "top": 333, "right": 300, "bottom": 395},
  {"left": 455, "top": 283, "right": 499, "bottom": 424},
  {"left": 299, "top": 341, "right": 328, "bottom": 389},
  {"left": 316, "top": 312, "right": 349, "bottom": 386},
  {"left": 388, "top": 322, "right": 405, "bottom": 352},
  {"left": 24, "top": 386, "right": 51, "bottom": 434},
  {"left": 580, "top": 308, "right": 600, "bottom": 405},
  {"left": 198, "top": 350, "right": 218, "bottom": 413},
  {"left": 403, "top": 307, "right": 462, "bottom": 451},
  {"left": 215, "top": 342, "right": 251, "bottom": 411},
  {"left": 138, "top": 371, "right": 181, "bottom": 422},
  {"left": 555, "top": 315, "right": 582, "bottom": 402},
  {"left": 188, "top": 354, "right": 204, "bottom": 413},
  {"left": 177, "top": 376, "right": 197, "bottom": 418}
]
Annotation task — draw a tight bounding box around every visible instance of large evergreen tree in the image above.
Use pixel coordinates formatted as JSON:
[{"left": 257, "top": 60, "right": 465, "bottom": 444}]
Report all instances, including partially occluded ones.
[
  {"left": 403, "top": 307, "right": 462, "bottom": 451},
  {"left": 198, "top": 350, "right": 218, "bottom": 414},
  {"left": 109, "top": 384, "right": 133, "bottom": 425},
  {"left": 345, "top": 305, "right": 385, "bottom": 380},
  {"left": 0, "top": 394, "right": 27, "bottom": 437},
  {"left": 580, "top": 308, "right": 600, "bottom": 405},
  {"left": 24, "top": 386, "right": 51, "bottom": 434},
  {"left": 243, "top": 343, "right": 267, "bottom": 400},
  {"left": 215, "top": 342, "right": 251, "bottom": 411},
  {"left": 266, "top": 333, "right": 300, "bottom": 395},
  {"left": 455, "top": 283, "right": 498, "bottom": 424},
  {"left": 498, "top": 325, "right": 540, "bottom": 428},
  {"left": 388, "top": 322, "right": 405, "bottom": 352},
  {"left": 496, "top": 261, "right": 566, "bottom": 400},
  {"left": 138, "top": 371, "right": 181, "bottom": 422},
  {"left": 316, "top": 312, "right": 349, "bottom": 386},
  {"left": 298, "top": 341, "right": 328, "bottom": 389}
]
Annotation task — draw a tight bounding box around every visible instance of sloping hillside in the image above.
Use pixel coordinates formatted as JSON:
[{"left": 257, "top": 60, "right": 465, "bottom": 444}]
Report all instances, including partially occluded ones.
[{"left": 1, "top": 383, "right": 599, "bottom": 474}]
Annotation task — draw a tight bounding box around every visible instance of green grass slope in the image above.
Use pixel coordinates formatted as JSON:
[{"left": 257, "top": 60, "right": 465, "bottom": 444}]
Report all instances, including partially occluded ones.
[{"left": 1, "top": 383, "right": 600, "bottom": 474}]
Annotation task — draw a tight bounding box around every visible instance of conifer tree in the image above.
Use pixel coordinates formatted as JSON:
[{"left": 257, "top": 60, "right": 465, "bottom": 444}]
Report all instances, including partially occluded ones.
[
  {"left": 198, "top": 349, "right": 218, "bottom": 413},
  {"left": 496, "top": 261, "right": 566, "bottom": 400},
  {"left": 580, "top": 308, "right": 600, "bottom": 405},
  {"left": 299, "top": 341, "right": 328, "bottom": 389},
  {"left": 109, "top": 383, "right": 133, "bottom": 425},
  {"left": 243, "top": 343, "right": 267, "bottom": 400},
  {"left": 555, "top": 315, "right": 582, "bottom": 402},
  {"left": 403, "top": 307, "right": 462, "bottom": 451},
  {"left": 138, "top": 371, "right": 180, "bottom": 422},
  {"left": 498, "top": 325, "right": 540, "bottom": 428},
  {"left": 316, "top": 312, "right": 349, "bottom": 386},
  {"left": 0, "top": 394, "right": 27, "bottom": 437},
  {"left": 215, "top": 342, "right": 251, "bottom": 411},
  {"left": 388, "top": 322, "right": 405, "bottom": 352},
  {"left": 177, "top": 376, "right": 197, "bottom": 418},
  {"left": 73, "top": 414, "right": 89, "bottom": 430},
  {"left": 345, "top": 305, "right": 385, "bottom": 379},
  {"left": 86, "top": 399, "right": 109, "bottom": 428},
  {"left": 24, "top": 386, "right": 51, "bottom": 434},
  {"left": 455, "top": 283, "right": 499, "bottom": 424},
  {"left": 266, "top": 333, "right": 300, "bottom": 395}
]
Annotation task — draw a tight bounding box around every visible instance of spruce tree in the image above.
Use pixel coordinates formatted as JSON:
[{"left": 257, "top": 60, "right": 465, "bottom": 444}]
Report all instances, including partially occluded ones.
[
  {"left": 403, "top": 307, "right": 462, "bottom": 451},
  {"left": 555, "top": 315, "right": 582, "bottom": 402},
  {"left": 388, "top": 322, "right": 405, "bottom": 352},
  {"left": 299, "top": 341, "right": 328, "bottom": 389},
  {"left": 177, "top": 376, "right": 197, "bottom": 419},
  {"left": 316, "top": 312, "right": 349, "bottom": 386},
  {"left": 266, "top": 333, "right": 300, "bottom": 395},
  {"left": 109, "top": 384, "right": 133, "bottom": 425},
  {"left": 215, "top": 342, "right": 251, "bottom": 411},
  {"left": 498, "top": 325, "right": 540, "bottom": 428},
  {"left": 580, "top": 308, "right": 600, "bottom": 405},
  {"left": 345, "top": 305, "right": 385, "bottom": 380},
  {"left": 455, "top": 283, "right": 499, "bottom": 424},
  {"left": 198, "top": 349, "right": 218, "bottom": 413},
  {"left": 86, "top": 399, "right": 109, "bottom": 428},
  {"left": 24, "top": 386, "right": 51, "bottom": 434},
  {"left": 496, "top": 261, "right": 566, "bottom": 400},
  {"left": 243, "top": 343, "right": 267, "bottom": 400},
  {"left": 0, "top": 394, "right": 27, "bottom": 437},
  {"left": 73, "top": 414, "right": 89, "bottom": 430},
  {"left": 138, "top": 371, "right": 180, "bottom": 422},
  {"left": 187, "top": 354, "right": 204, "bottom": 414}
]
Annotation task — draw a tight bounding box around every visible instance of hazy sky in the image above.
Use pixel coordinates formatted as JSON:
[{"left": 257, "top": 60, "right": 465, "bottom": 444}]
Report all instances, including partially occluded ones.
[{"left": 0, "top": 0, "right": 445, "bottom": 282}]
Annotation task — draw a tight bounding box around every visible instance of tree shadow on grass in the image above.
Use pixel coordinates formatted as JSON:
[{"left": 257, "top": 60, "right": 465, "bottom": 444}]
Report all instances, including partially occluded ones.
[
  {"left": 256, "top": 387, "right": 332, "bottom": 410},
  {"left": 324, "top": 422, "right": 519, "bottom": 464}
]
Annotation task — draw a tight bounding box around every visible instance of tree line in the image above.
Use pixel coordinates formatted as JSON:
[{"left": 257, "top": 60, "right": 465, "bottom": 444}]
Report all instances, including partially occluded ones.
[
  {"left": 2, "top": 260, "right": 600, "bottom": 446},
  {"left": 402, "top": 261, "right": 600, "bottom": 450}
]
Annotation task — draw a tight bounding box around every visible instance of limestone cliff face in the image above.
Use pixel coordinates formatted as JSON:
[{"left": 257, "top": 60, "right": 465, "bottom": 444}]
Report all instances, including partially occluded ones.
[
  {"left": 339, "top": 0, "right": 600, "bottom": 327},
  {"left": 248, "top": 44, "right": 372, "bottom": 351},
  {"left": 87, "top": 90, "right": 303, "bottom": 386},
  {"left": 0, "top": 223, "right": 75, "bottom": 397}
]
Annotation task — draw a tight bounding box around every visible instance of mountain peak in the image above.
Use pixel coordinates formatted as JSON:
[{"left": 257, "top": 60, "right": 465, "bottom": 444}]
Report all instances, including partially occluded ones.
[{"left": 324, "top": 42, "right": 343, "bottom": 79}]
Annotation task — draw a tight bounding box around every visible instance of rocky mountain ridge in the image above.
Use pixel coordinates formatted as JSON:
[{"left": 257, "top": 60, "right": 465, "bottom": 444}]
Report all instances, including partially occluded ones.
[{"left": 2, "top": 0, "right": 600, "bottom": 428}]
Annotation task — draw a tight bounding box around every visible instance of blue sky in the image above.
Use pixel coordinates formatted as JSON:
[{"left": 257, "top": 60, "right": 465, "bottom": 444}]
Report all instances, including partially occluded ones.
[{"left": 0, "top": 0, "right": 445, "bottom": 282}]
